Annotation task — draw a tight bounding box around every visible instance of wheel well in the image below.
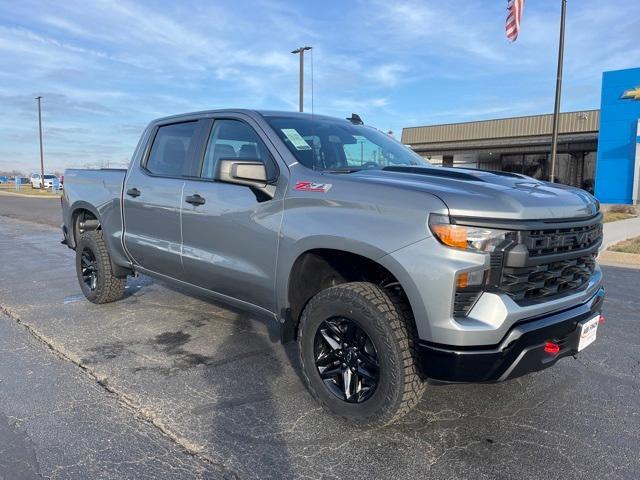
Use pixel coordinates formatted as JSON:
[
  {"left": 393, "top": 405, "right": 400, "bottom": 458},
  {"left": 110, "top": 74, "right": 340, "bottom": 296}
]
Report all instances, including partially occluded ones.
[
  {"left": 286, "top": 249, "right": 411, "bottom": 337},
  {"left": 71, "top": 209, "right": 100, "bottom": 247}
]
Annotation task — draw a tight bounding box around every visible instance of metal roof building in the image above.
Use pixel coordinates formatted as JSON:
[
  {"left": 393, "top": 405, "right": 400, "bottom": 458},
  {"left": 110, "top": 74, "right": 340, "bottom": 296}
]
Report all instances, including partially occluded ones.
[{"left": 401, "top": 110, "right": 600, "bottom": 190}]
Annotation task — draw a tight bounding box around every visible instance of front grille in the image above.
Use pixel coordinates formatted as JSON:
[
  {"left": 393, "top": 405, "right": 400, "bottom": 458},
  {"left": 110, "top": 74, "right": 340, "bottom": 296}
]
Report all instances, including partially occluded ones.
[
  {"left": 524, "top": 222, "right": 602, "bottom": 257},
  {"left": 451, "top": 214, "right": 602, "bottom": 315},
  {"left": 499, "top": 253, "right": 596, "bottom": 303}
]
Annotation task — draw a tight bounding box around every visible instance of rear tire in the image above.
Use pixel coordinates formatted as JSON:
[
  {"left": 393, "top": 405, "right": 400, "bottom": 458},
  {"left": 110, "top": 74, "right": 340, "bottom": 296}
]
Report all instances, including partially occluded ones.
[
  {"left": 75, "top": 230, "right": 126, "bottom": 304},
  {"left": 298, "top": 282, "right": 425, "bottom": 426}
]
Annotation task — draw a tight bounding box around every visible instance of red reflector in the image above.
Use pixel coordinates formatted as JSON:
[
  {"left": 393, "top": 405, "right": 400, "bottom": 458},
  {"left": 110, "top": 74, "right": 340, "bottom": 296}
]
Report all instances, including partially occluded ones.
[
  {"left": 544, "top": 341, "right": 560, "bottom": 355},
  {"left": 598, "top": 314, "right": 606, "bottom": 325}
]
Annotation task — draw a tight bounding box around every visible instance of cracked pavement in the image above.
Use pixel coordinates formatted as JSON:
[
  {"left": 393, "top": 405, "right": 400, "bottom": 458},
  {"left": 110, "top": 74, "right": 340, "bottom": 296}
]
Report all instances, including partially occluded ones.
[{"left": 0, "top": 199, "right": 639, "bottom": 479}]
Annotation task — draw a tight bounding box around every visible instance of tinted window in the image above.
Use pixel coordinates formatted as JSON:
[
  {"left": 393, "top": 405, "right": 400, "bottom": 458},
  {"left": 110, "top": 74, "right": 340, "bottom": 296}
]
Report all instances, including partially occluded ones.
[
  {"left": 146, "top": 122, "right": 199, "bottom": 177},
  {"left": 201, "top": 120, "right": 270, "bottom": 179}
]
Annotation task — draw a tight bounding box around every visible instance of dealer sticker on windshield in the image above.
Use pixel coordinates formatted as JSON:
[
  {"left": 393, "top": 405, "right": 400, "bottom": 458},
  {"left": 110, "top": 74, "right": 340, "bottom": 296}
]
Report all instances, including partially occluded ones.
[
  {"left": 281, "top": 128, "right": 312, "bottom": 150},
  {"left": 577, "top": 315, "right": 599, "bottom": 351}
]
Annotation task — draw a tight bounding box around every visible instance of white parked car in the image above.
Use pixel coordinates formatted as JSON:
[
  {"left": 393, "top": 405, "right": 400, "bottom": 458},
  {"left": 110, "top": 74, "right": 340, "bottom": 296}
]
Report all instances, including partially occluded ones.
[{"left": 31, "top": 173, "right": 62, "bottom": 189}]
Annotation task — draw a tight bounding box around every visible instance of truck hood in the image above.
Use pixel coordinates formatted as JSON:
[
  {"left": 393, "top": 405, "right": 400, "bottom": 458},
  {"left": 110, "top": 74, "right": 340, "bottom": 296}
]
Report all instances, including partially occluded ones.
[{"left": 350, "top": 166, "right": 598, "bottom": 220}]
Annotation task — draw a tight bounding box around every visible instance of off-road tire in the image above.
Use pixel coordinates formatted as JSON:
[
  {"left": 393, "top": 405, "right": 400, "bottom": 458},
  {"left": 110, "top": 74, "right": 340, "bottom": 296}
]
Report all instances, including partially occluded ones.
[
  {"left": 75, "top": 230, "right": 126, "bottom": 304},
  {"left": 298, "top": 282, "right": 426, "bottom": 426}
]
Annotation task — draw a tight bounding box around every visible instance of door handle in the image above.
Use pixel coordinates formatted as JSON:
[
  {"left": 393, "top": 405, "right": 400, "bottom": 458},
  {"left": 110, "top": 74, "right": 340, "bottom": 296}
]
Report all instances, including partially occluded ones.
[
  {"left": 185, "top": 194, "right": 206, "bottom": 206},
  {"left": 126, "top": 187, "right": 141, "bottom": 198}
]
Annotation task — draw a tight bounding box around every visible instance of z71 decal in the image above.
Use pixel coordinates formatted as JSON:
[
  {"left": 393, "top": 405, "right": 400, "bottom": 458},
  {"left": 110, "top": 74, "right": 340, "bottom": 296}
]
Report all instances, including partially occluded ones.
[{"left": 294, "top": 181, "right": 332, "bottom": 193}]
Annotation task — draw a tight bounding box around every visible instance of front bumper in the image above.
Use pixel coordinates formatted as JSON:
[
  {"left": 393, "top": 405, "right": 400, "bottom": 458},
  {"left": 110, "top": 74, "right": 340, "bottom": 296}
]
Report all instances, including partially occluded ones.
[{"left": 417, "top": 287, "right": 605, "bottom": 383}]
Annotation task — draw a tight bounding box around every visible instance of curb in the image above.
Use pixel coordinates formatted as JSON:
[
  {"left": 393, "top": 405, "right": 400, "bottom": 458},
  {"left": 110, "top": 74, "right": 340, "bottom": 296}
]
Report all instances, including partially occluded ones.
[
  {"left": 600, "top": 216, "right": 640, "bottom": 251},
  {"left": 0, "top": 190, "right": 62, "bottom": 199}
]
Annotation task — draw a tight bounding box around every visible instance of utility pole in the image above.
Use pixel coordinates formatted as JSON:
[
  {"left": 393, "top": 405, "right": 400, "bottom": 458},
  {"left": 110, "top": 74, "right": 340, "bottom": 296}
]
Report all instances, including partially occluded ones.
[
  {"left": 291, "top": 46, "right": 312, "bottom": 112},
  {"left": 35, "top": 96, "right": 45, "bottom": 188},
  {"left": 549, "top": 0, "right": 567, "bottom": 183}
]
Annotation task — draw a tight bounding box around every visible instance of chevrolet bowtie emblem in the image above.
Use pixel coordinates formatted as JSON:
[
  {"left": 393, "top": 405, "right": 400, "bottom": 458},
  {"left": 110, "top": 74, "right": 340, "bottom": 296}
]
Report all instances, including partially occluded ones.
[{"left": 622, "top": 86, "right": 640, "bottom": 100}]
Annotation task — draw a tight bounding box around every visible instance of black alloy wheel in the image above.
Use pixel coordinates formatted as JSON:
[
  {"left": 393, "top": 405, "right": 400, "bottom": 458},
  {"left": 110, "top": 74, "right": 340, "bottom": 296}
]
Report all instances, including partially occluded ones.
[
  {"left": 80, "top": 247, "right": 98, "bottom": 291},
  {"left": 75, "top": 230, "right": 126, "bottom": 304},
  {"left": 298, "top": 282, "right": 426, "bottom": 424},
  {"left": 314, "top": 317, "right": 380, "bottom": 403}
]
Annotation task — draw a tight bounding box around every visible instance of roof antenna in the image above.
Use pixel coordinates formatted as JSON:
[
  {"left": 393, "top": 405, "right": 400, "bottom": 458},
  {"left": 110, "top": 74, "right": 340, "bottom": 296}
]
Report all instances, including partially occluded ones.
[{"left": 347, "top": 113, "right": 363, "bottom": 125}]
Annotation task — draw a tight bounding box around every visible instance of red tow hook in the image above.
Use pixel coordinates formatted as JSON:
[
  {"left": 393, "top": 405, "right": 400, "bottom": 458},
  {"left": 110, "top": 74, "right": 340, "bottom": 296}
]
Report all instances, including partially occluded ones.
[
  {"left": 598, "top": 314, "right": 606, "bottom": 325},
  {"left": 543, "top": 341, "right": 560, "bottom": 356}
]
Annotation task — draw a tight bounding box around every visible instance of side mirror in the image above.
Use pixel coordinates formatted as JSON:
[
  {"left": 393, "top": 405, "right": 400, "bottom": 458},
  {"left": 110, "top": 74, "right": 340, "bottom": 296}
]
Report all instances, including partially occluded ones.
[{"left": 216, "top": 159, "right": 269, "bottom": 188}]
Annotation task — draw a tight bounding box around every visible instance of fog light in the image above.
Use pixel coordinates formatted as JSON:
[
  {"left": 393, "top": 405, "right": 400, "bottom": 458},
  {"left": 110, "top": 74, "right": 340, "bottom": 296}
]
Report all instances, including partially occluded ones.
[{"left": 543, "top": 341, "right": 560, "bottom": 355}]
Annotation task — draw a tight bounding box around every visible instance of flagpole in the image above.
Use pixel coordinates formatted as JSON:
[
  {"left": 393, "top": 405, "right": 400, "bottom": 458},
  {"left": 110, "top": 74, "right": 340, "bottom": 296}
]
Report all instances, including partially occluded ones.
[{"left": 549, "top": 0, "right": 567, "bottom": 183}]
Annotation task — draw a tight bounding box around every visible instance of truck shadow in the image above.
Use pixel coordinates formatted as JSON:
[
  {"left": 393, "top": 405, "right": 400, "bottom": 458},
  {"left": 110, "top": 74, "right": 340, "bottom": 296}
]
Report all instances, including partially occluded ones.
[{"left": 156, "top": 281, "right": 301, "bottom": 479}]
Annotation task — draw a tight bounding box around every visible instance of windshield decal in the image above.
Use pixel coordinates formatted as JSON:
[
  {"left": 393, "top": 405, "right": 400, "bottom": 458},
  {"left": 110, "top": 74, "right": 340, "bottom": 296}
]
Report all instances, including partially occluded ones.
[
  {"left": 294, "top": 181, "right": 332, "bottom": 192},
  {"left": 281, "top": 128, "right": 312, "bottom": 151}
]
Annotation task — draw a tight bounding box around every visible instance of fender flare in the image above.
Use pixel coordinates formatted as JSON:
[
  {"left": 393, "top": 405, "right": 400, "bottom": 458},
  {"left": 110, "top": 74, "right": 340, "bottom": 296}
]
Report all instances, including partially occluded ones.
[
  {"left": 276, "top": 236, "right": 420, "bottom": 342},
  {"left": 67, "top": 201, "right": 131, "bottom": 278},
  {"left": 67, "top": 201, "right": 102, "bottom": 248}
]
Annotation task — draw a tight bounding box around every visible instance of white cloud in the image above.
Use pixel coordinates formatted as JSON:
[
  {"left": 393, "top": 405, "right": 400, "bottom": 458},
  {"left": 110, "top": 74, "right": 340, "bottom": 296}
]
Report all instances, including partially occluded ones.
[{"left": 370, "top": 64, "right": 407, "bottom": 87}]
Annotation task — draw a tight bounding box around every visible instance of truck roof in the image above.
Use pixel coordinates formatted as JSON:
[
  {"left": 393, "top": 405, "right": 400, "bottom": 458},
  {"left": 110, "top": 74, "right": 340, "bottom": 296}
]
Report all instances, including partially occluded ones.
[{"left": 150, "top": 109, "right": 353, "bottom": 125}]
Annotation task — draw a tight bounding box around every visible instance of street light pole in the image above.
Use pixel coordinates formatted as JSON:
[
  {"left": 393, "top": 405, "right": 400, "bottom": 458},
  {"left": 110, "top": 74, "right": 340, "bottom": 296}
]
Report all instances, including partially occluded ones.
[
  {"left": 35, "top": 96, "right": 45, "bottom": 188},
  {"left": 291, "top": 46, "right": 312, "bottom": 112},
  {"left": 549, "top": 0, "right": 567, "bottom": 183}
]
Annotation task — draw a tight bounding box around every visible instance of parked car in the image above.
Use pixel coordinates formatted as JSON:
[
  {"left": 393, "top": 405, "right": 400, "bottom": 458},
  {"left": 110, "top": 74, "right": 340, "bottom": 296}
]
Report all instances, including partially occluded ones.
[
  {"left": 61, "top": 110, "right": 604, "bottom": 425},
  {"left": 0, "top": 175, "right": 9, "bottom": 184},
  {"left": 31, "top": 173, "right": 61, "bottom": 189}
]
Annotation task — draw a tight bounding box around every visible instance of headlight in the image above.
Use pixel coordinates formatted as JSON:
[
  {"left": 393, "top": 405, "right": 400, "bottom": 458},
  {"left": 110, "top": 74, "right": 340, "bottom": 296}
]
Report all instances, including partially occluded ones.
[{"left": 429, "top": 214, "right": 513, "bottom": 253}]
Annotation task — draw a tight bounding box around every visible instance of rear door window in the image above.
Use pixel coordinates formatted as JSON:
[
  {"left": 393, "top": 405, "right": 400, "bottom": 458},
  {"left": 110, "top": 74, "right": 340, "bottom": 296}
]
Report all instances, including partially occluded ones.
[{"left": 145, "top": 121, "right": 201, "bottom": 177}]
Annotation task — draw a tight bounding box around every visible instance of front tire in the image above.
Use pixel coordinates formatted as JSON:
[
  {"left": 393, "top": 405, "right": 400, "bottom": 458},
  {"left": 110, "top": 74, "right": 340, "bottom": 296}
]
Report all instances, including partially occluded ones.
[
  {"left": 298, "top": 282, "right": 425, "bottom": 426},
  {"left": 75, "top": 230, "right": 126, "bottom": 304}
]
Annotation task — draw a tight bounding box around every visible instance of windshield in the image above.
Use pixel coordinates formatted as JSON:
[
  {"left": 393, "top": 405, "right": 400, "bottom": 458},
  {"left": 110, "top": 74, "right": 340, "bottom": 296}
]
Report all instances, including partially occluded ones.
[
  {"left": 44, "top": 175, "right": 56, "bottom": 179},
  {"left": 265, "top": 116, "right": 431, "bottom": 172}
]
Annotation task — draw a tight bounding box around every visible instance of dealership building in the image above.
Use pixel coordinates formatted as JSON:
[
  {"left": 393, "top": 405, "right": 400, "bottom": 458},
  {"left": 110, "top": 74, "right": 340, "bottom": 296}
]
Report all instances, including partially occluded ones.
[{"left": 401, "top": 67, "right": 640, "bottom": 204}]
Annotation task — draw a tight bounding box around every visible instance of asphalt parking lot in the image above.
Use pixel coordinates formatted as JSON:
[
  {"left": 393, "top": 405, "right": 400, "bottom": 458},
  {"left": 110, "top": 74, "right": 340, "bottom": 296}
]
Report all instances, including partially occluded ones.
[{"left": 1, "top": 195, "right": 639, "bottom": 479}]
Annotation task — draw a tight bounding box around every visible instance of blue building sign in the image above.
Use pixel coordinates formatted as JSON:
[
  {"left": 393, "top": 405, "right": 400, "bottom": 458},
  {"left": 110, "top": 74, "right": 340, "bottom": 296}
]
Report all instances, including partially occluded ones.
[{"left": 595, "top": 67, "right": 640, "bottom": 204}]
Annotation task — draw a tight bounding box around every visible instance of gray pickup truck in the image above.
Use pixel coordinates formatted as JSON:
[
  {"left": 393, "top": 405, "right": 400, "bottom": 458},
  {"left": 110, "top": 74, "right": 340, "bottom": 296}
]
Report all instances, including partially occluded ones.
[{"left": 62, "top": 109, "right": 604, "bottom": 425}]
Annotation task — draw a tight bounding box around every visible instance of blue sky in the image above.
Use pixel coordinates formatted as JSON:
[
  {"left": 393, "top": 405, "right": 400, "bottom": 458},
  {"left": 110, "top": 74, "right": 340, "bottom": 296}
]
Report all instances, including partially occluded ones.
[{"left": 0, "top": 0, "right": 639, "bottom": 173}]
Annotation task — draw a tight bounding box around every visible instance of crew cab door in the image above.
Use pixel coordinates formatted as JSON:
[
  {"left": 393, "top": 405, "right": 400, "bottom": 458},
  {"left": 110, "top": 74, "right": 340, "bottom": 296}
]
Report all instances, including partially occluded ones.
[
  {"left": 180, "top": 116, "right": 283, "bottom": 311},
  {"left": 123, "top": 120, "right": 206, "bottom": 277}
]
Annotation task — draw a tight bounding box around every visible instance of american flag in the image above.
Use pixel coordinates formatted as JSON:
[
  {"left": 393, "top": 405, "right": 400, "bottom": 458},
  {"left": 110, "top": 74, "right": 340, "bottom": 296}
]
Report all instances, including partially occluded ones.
[{"left": 506, "top": 0, "right": 525, "bottom": 42}]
